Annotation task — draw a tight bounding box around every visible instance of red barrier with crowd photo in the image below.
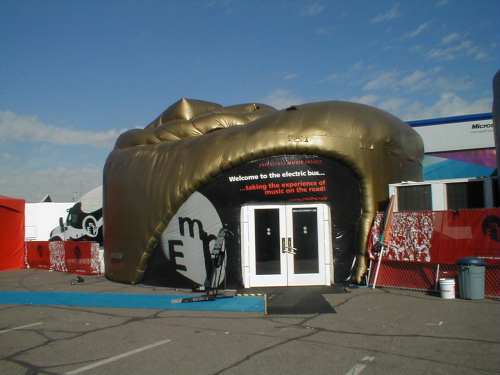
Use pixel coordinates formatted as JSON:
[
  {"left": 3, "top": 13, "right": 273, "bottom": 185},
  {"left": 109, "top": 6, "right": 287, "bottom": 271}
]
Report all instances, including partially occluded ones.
[
  {"left": 25, "top": 241, "right": 51, "bottom": 270},
  {"left": 24, "top": 241, "right": 101, "bottom": 275},
  {"left": 367, "top": 209, "right": 500, "bottom": 299}
]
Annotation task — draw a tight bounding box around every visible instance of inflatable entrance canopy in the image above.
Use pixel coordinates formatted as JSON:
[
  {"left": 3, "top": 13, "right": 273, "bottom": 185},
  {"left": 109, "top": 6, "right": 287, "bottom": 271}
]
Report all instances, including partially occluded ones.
[{"left": 103, "top": 99, "right": 424, "bottom": 286}]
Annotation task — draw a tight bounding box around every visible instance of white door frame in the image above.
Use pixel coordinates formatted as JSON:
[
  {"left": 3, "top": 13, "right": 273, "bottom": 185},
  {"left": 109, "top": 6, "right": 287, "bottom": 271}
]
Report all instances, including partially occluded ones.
[{"left": 241, "top": 203, "right": 332, "bottom": 288}]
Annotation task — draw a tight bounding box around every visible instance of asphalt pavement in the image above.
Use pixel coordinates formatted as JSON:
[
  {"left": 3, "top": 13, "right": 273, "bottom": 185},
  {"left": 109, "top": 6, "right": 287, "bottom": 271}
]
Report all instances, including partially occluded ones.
[{"left": 1, "top": 268, "right": 499, "bottom": 375}]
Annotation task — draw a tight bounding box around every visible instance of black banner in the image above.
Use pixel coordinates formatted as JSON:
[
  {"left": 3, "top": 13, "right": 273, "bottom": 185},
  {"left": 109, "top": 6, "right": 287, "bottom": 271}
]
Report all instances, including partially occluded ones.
[{"left": 203, "top": 155, "right": 361, "bottom": 284}]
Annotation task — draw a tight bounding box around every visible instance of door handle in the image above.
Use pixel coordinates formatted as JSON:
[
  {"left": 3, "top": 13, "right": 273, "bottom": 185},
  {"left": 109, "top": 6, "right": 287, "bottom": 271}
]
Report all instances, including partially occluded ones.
[{"left": 282, "top": 237, "right": 297, "bottom": 254}]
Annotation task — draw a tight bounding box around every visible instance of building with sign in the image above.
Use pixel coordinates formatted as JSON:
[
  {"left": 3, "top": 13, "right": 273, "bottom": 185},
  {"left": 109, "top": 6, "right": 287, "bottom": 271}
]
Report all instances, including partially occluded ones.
[
  {"left": 408, "top": 113, "right": 495, "bottom": 180},
  {"left": 389, "top": 113, "right": 498, "bottom": 213}
]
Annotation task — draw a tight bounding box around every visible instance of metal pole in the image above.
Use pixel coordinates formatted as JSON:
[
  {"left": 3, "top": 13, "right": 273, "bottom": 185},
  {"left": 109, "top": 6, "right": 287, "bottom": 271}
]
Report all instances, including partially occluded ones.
[
  {"left": 434, "top": 264, "right": 440, "bottom": 291},
  {"left": 372, "top": 245, "right": 385, "bottom": 289}
]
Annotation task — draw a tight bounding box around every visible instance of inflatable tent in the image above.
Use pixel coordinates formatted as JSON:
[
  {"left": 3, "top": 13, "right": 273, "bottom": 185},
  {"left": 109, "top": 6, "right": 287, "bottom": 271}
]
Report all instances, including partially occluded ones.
[
  {"left": 104, "top": 99, "right": 424, "bottom": 287},
  {"left": 0, "top": 195, "right": 26, "bottom": 270}
]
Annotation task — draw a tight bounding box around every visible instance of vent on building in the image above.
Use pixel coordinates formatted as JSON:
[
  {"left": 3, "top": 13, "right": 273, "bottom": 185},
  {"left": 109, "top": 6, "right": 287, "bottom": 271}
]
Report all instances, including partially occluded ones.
[
  {"left": 396, "top": 184, "right": 432, "bottom": 211},
  {"left": 446, "top": 181, "right": 485, "bottom": 209}
]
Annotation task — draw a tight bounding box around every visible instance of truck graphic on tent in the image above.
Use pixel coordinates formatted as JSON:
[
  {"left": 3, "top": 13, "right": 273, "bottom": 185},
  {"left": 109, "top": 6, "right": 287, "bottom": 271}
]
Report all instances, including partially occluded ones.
[{"left": 49, "top": 186, "right": 103, "bottom": 244}]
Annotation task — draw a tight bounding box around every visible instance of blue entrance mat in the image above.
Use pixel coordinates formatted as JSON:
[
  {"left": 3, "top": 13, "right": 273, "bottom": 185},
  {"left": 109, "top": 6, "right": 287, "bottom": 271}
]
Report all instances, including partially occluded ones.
[{"left": 0, "top": 291, "right": 265, "bottom": 312}]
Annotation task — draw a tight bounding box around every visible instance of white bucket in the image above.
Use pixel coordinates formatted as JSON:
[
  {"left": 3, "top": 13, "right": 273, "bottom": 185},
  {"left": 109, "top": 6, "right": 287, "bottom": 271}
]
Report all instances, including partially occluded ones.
[
  {"left": 439, "top": 278, "right": 455, "bottom": 299},
  {"left": 99, "top": 249, "right": 105, "bottom": 274}
]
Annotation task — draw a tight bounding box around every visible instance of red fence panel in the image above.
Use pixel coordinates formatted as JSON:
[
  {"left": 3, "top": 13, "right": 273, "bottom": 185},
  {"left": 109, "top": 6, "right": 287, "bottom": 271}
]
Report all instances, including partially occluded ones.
[
  {"left": 24, "top": 241, "right": 51, "bottom": 270},
  {"left": 64, "top": 242, "right": 95, "bottom": 275},
  {"left": 24, "top": 241, "right": 100, "bottom": 275},
  {"left": 367, "top": 209, "right": 500, "bottom": 299}
]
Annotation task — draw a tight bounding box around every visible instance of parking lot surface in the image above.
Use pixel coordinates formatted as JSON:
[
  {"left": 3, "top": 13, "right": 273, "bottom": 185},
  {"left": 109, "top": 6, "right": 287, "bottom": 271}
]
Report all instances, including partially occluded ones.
[{"left": 1, "top": 269, "right": 499, "bottom": 375}]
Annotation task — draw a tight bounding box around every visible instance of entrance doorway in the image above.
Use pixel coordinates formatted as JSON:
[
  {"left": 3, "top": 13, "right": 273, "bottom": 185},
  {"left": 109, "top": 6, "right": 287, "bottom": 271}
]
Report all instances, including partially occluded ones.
[{"left": 241, "top": 203, "right": 332, "bottom": 287}]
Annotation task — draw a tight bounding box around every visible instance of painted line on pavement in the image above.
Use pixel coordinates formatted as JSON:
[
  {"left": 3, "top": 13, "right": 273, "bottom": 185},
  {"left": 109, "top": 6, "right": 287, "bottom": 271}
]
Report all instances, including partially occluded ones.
[
  {"left": 0, "top": 322, "right": 43, "bottom": 334},
  {"left": 345, "top": 356, "right": 375, "bottom": 375},
  {"left": 64, "top": 339, "right": 171, "bottom": 375},
  {"left": 346, "top": 364, "right": 366, "bottom": 375}
]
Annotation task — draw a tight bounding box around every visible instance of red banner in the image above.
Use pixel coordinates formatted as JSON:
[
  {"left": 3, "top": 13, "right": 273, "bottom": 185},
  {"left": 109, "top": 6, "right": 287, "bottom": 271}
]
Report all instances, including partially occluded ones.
[{"left": 368, "top": 209, "right": 500, "bottom": 266}]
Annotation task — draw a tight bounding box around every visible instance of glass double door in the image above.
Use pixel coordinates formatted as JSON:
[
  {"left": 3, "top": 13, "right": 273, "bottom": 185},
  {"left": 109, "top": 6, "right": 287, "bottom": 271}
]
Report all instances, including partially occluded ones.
[{"left": 242, "top": 203, "right": 331, "bottom": 287}]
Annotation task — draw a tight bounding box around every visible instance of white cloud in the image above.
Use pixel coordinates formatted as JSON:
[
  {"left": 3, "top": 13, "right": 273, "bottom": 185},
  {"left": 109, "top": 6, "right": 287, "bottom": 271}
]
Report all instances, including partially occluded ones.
[
  {"left": 205, "top": 0, "right": 236, "bottom": 9},
  {"left": 427, "top": 40, "right": 487, "bottom": 61},
  {"left": 363, "top": 70, "right": 401, "bottom": 90},
  {"left": 474, "top": 51, "right": 488, "bottom": 61},
  {"left": 351, "top": 61, "right": 363, "bottom": 71},
  {"left": 370, "top": 4, "right": 401, "bottom": 23},
  {"left": 400, "top": 70, "right": 438, "bottom": 92},
  {"left": 409, "top": 44, "right": 424, "bottom": 53},
  {"left": 351, "top": 60, "right": 374, "bottom": 71},
  {"left": 284, "top": 73, "right": 297, "bottom": 80},
  {"left": 316, "top": 27, "right": 331, "bottom": 35},
  {"left": 349, "top": 94, "right": 380, "bottom": 106},
  {"left": 1, "top": 152, "right": 18, "bottom": 161},
  {"left": 319, "top": 74, "right": 339, "bottom": 83},
  {"left": 399, "top": 93, "right": 492, "bottom": 121},
  {"left": 0, "top": 164, "right": 102, "bottom": 203},
  {"left": 378, "top": 97, "right": 409, "bottom": 115},
  {"left": 401, "top": 70, "right": 426, "bottom": 86},
  {"left": 436, "top": 0, "right": 449, "bottom": 7},
  {"left": 0, "top": 111, "right": 126, "bottom": 148},
  {"left": 362, "top": 67, "right": 443, "bottom": 93},
  {"left": 0, "top": 111, "right": 119, "bottom": 202},
  {"left": 259, "top": 90, "right": 304, "bottom": 110},
  {"left": 436, "top": 76, "right": 475, "bottom": 92},
  {"left": 430, "top": 93, "right": 491, "bottom": 116},
  {"left": 355, "top": 92, "right": 491, "bottom": 122},
  {"left": 301, "top": 3, "right": 325, "bottom": 16},
  {"left": 405, "top": 23, "right": 429, "bottom": 38},
  {"left": 441, "top": 33, "right": 460, "bottom": 44}
]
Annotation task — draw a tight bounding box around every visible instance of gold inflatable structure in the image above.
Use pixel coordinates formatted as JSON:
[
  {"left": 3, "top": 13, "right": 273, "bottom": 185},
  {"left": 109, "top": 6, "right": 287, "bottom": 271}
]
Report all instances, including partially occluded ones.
[{"left": 104, "top": 98, "right": 424, "bottom": 285}]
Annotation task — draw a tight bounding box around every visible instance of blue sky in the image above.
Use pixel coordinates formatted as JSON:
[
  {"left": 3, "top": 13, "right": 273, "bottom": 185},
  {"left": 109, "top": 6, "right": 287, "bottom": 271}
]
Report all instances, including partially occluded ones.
[{"left": 1, "top": 0, "right": 498, "bottom": 202}]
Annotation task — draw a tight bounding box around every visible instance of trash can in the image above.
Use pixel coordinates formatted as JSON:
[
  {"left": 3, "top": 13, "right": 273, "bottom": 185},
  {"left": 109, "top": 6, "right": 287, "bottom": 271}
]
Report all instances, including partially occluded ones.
[{"left": 456, "top": 257, "right": 487, "bottom": 300}]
